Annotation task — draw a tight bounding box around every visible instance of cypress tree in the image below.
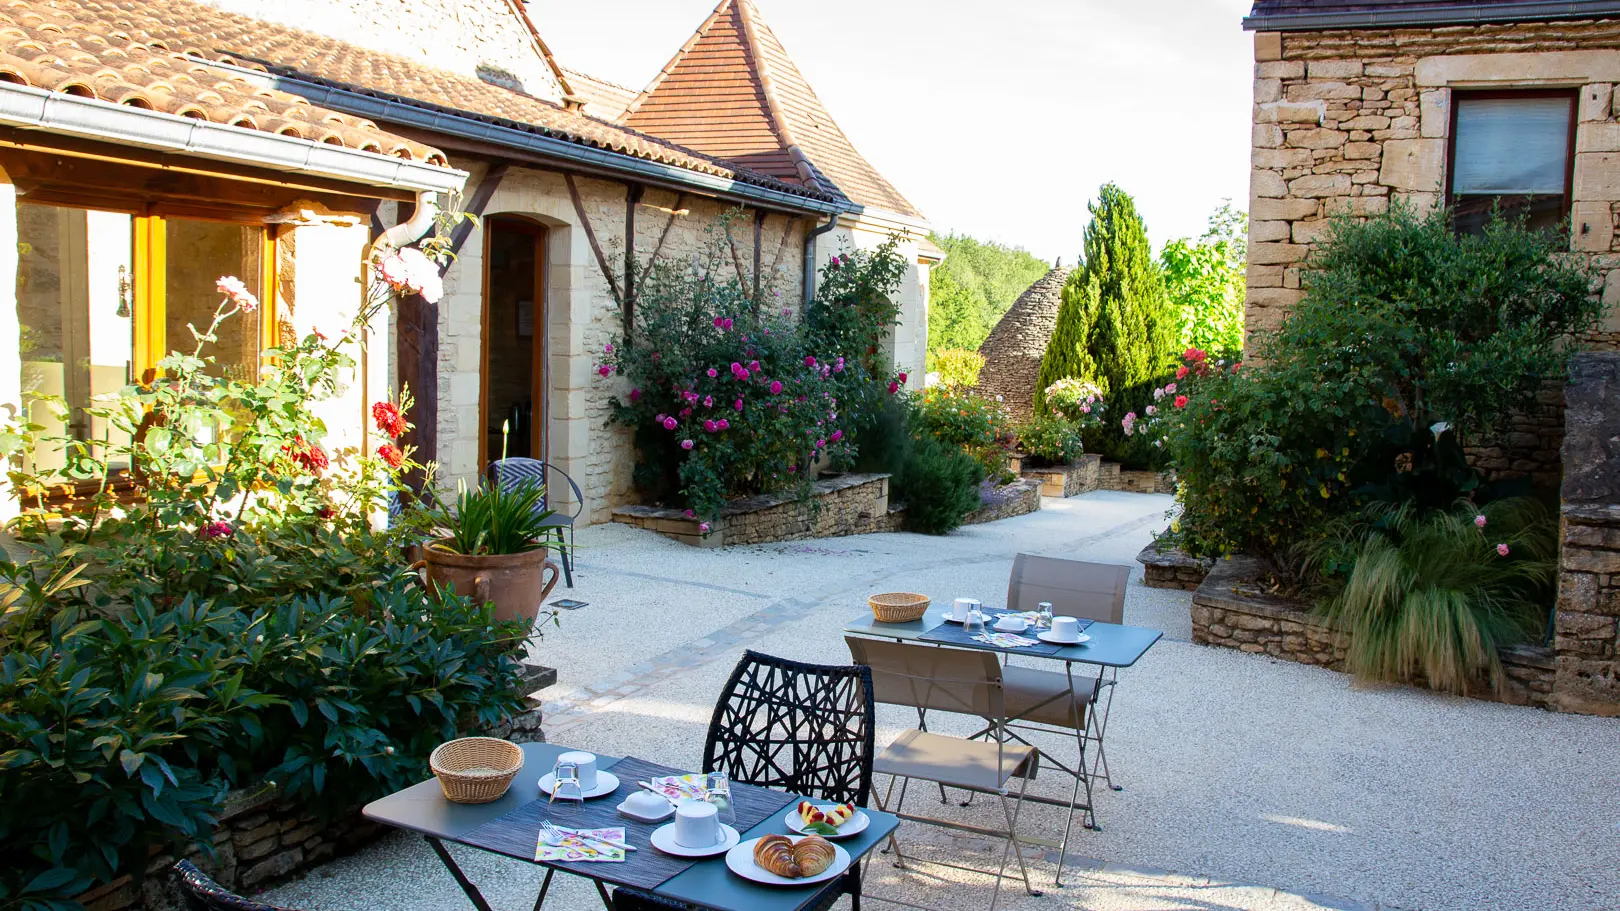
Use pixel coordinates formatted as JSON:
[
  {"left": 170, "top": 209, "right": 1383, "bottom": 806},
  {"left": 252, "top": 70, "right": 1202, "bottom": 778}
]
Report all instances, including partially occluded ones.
[{"left": 1036, "top": 184, "right": 1176, "bottom": 409}]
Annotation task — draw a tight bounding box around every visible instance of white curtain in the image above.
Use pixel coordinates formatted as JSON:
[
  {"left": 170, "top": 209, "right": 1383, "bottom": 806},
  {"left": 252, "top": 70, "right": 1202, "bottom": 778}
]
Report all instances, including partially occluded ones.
[{"left": 1452, "top": 96, "right": 1571, "bottom": 195}]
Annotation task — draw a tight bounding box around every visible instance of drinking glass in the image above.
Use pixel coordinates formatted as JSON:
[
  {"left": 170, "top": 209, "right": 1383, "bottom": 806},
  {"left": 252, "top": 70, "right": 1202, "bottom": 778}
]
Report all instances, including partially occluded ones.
[
  {"left": 1037, "top": 601, "right": 1054, "bottom": 630},
  {"left": 963, "top": 607, "right": 985, "bottom": 634},
  {"left": 550, "top": 758, "right": 584, "bottom": 806},
  {"left": 704, "top": 771, "right": 736, "bottom": 828}
]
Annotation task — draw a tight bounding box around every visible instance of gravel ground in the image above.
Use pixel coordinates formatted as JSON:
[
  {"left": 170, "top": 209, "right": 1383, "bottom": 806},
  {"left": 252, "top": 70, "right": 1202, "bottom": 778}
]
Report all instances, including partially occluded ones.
[{"left": 265, "top": 492, "right": 1620, "bottom": 911}]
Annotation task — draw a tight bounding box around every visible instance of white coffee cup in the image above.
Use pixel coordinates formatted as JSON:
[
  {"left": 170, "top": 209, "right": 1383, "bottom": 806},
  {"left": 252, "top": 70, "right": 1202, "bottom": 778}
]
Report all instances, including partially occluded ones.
[
  {"left": 673, "top": 799, "right": 720, "bottom": 847},
  {"left": 1049, "top": 616, "right": 1081, "bottom": 643},
  {"left": 557, "top": 751, "right": 598, "bottom": 791},
  {"left": 995, "top": 615, "right": 1028, "bottom": 633},
  {"left": 952, "top": 598, "right": 979, "bottom": 621}
]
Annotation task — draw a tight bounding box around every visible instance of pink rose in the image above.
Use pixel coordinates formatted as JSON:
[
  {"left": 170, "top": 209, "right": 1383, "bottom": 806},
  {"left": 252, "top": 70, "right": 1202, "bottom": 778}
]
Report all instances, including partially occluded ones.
[
  {"left": 1176, "top": 366, "right": 1189, "bottom": 380},
  {"left": 723, "top": 318, "right": 733, "bottom": 329},
  {"left": 1497, "top": 543, "right": 1510, "bottom": 556},
  {"left": 731, "top": 362, "right": 743, "bottom": 374},
  {"left": 1165, "top": 383, "right": 1178, "bottom": 394},
  {"left": 681, "top": 439, "right": 695, "bottom": 450},
  {"left": 739, "top": 369, "right": 750, "bottom": 379},
  {"left": 718, "top": 419, "right": 729, "bottom": 430},
  {"left": 699, "top": 522, "right": 711, "bottom": 533},
  {"left": 598, "top": 364, "right": 612, "bottom": 377},
  {"left": 679, "top": 408, "right": 692, "bottom": 418},
  {"left": 898, "top": 372, "right": 908, "bottom": 384},
  {"left": 714, "top": 316, "right": 725, "bottom": 328},
  {"left": 749, "top": 360, "right": 760, "bottom": 372},
  {"left": 630, "top": 388, "right": 642, "bottom": 402},
  {"left": 888, "top": 382, "right": 899, "bottom": 394},
  {"left": 1145, "top": 405, "right": 1156, "bottom": 415},
  {"left": 704, "top": 419, "right": 718, "bottom": 432},
  {"left": 734, "top": 399, "right": 744, "bottom": 411},
  {"left": 656, "top": 413, "right": 668, "bottom": 423},
  {"left": 1475, "top": 515, "right": 1487, "bottom": 528},
  {"left": 684, "top": 509, "right": 695, "bottom": 518},
  {"left": 830, "top": 429, "right": 843, "bottom": 442},
  {"left": 816, "top": 439, "right": 826, "bottom": 448},
  {"left": 707, "top": 368, "right": 719, "bottom": 378},
  {"left": 770, "top": 381, "right": 783, "bottom": 395},
  {"left": 805, "top": 356, "right": 816, "bottom": 367},
  {"left": 604, "top": 342, "right": 615, "bottom": 355},
  {"left": 703, "top": 395, "right": 714, "bottom": 408},
  {"left": 663, "top": 417, "right": 677, "bottom": 430},
  {"left": 216, "top": 275, "right": 259, "bottom": 313}
]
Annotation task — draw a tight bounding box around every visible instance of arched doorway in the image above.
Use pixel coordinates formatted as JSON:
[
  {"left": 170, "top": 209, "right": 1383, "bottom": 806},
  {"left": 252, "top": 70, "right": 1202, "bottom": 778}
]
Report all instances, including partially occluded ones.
[{"left": 480, "top": 215, "right": 548, "bottom": 466}]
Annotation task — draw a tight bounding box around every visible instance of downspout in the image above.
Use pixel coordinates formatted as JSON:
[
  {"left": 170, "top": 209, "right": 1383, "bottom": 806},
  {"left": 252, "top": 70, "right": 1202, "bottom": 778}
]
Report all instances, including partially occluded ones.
[
  {"left": 378, "top": 190, "right": 441, "bottom": 248},
  {"left": 802, "top": 214, "right": 840, "bottom": 309}
]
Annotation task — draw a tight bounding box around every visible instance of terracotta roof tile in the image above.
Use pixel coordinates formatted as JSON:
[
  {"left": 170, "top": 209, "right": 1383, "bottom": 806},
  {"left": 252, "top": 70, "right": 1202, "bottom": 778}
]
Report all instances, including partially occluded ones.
[
  {"left": 13, "top": 0, "right": 832, "bottom": 204},
  {"left": 0, "top": 0, "right": 447, "bottom": 164},
  {"left": 622, "top": 0, "right": 922, "bottom": 219}
]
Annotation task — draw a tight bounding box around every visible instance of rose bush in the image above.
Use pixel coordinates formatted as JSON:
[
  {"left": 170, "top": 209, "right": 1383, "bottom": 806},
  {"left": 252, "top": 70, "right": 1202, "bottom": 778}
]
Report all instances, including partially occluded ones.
[{"left": 600, "top": 220, "right": 909, "bottom": 522}]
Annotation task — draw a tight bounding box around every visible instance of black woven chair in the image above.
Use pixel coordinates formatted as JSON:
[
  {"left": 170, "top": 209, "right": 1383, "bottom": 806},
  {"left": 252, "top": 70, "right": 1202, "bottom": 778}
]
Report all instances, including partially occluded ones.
[
  {"left": 488, "top": 457, "right": 584, "bottom": 587},
  {"left": 613, "top": 650, "right": 877, "bottom": 911},
  {"left": 172, "top": 860, "right": 304, "bottom": 911}
]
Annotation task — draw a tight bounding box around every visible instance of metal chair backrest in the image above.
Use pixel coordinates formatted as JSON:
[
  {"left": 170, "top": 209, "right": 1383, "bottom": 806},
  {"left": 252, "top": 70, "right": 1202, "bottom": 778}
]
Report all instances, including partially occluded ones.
[
  {"left": 489, "top": 456, "right": 550, "bottom": 511},
  {"left": 702, "top": 650, "right": 876, "bottom": 807},
  {"left": 1006, "top": 553, "right": 1128, "bottom": 625},
  {"left": 173, "top": 861, "right": 297, "bottom": 911},
  {"left": 845, "top": 636, "right": 1007, "bottom": 722}
]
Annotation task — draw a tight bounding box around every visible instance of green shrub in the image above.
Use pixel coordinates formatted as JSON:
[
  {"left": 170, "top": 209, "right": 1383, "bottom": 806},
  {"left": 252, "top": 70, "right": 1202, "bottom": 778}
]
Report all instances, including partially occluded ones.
[
  {"left": 1160, "top": 202, "right": 1246, "bottom": 358},
  {"left": 1036, "top": 183, "right": 1177, "bottom": 405},
  {"left": 930, "top": 348, "right": 984, "bottom": 388},
  {"left": 1162, "top": 204, "right": 1598, "bottom": 567},
  {"left": 1015, "top": 414, "right": 1085, "bottom": 467},
  {"left": 1308, "top": 498, "right": 1555, "bottom": 694},
  {"left": 894, "top": 433, "right": 986, "bottom": 535}
]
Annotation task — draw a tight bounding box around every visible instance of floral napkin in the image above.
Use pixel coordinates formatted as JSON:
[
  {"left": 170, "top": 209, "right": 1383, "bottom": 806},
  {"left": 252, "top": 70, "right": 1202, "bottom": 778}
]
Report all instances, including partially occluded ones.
[
  {"left": 973, "top": 631, "right": 1040, "bottom": 649},
  {"left": 995, "top": 611, "right": 1044, "bottom": 624},
  {"left": 646, "top": 774, "right": 709, "bottom": 802},
  {"left": 534, "top": 826, "right": 627, "bottom": 863}
]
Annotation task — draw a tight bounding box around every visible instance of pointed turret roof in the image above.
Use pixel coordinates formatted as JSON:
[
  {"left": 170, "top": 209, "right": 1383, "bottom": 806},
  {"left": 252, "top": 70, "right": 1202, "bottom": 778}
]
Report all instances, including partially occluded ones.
[
  {"left": 976, "top": 266, "right": 1072, "bottom": 423},
  {"left": 622, "top": 0, "right": 922, "bottom": 219}
]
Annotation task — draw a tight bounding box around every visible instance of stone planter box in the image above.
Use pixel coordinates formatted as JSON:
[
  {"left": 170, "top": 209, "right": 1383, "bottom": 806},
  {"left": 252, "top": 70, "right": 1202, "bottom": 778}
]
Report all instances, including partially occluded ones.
[
  {"left": 1191, "top": 556, "right": 1555, "bottom": 709},
  {"left": 1097, "top": 461, "right": 1175, "bottom": 494},
  {"left": 1020, "top": 454, "right": 1101, "bottom": 498},
  {"left": 962, "top": 478, "right": 1042, "bottom": 526},
  {"left": 1136, "top": 542, "right": 1211, "bottom": 590},
  {"left": 611, "top": 473, "right": 893, "bottom": 548}
]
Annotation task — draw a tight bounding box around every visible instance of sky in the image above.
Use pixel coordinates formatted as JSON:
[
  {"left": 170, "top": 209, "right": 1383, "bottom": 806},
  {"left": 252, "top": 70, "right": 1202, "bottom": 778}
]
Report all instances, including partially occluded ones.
[{"left": 532, "top": 0, "right": 1257, "bottom": 265}]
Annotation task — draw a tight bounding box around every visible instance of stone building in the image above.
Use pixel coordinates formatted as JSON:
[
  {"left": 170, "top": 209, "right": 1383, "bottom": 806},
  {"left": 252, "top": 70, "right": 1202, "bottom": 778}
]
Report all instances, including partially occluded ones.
[
  {"left": 974, "top": 264, "right": 1071, "bottom": 423},
  {"left": 0, "top": 0, "right": 927, "bottom": 523}
]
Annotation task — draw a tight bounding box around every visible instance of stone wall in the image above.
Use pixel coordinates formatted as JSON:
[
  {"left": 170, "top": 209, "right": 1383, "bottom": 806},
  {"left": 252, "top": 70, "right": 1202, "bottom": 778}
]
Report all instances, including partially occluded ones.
[
  {"left": 1191, "top": 557, "right": 1556, "bottom": 707},
  {"left": 1136, "top": 542, "right": 1211, "bottom": 591},
  {"left": 1021, "top": 454, "right": 1101, "bottom": 497},
  {"left": 1097, "top": 462, "right": 1176, "bottom": 494},
  {"left": 961, "top": 478, "right": 1042, "bottom": 525},
  {"left": 611, "top": 473, "right": 893, "bottom": 547},
  {"left": 1554, "top": 351, "right": 1620, "bottom": 715}
]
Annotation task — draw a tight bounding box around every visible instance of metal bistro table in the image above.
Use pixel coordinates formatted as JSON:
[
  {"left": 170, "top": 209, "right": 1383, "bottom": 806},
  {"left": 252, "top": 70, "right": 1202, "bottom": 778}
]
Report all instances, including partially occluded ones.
[
  {"left": 844, "top": 611, "right": 1161, "bottom": 831},
  {"left": 365, "top": 742, "right": 901, "bottom": 911}
]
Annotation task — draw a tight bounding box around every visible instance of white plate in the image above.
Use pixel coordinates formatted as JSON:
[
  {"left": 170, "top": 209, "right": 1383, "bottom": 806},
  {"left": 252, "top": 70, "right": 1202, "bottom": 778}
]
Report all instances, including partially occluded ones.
[
  {"left": 538, "top": 770, "right": 620, "bottom": 800},
  {"left": 994, "top": 621, "right": 1031, "bottom": 634},
  {"left": 726, "top": 836, "right": 852, "bottom": 886},
  {"left": 617, "top": 797, "right": 675, "bottom": 823},
  {"left": 650, "top": 822, "right": 740, "bottom": 857},
  {"left": 937, "top": 613, "right": 966, "bottom": 624},
  {"left": 783, "top": 806, "right": 870, "bottom": 839},
  {"left": 1037, "top": 631, "right": 1091, "bottom": 646}
]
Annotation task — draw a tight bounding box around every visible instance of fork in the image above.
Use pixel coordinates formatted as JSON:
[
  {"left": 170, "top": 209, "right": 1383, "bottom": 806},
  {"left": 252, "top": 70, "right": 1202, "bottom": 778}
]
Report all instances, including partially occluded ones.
[{"left": 540, "top": 819, "right": 636, "bottom": 853}]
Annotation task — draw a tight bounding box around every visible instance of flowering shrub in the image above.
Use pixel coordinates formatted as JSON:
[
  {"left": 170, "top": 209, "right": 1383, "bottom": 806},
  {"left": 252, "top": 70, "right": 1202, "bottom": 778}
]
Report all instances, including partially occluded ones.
[
  {"left": 913, "top": 386, "right": 1015, "bottom": 482},
  {"left": 1041, "top": 377, "right": 1106, "bottom": 430},
  {"left": 1015, "top": 413, "right": 1085, "bottom": 467},
  {"left": 600, "top": 220, "right": 909, "bottom": 521},
  {"left": 0, "top": 218, "right": 532, "bottom": 909},
  {"left": 930, "top": 348, "right": 985, "bottom": 388}
]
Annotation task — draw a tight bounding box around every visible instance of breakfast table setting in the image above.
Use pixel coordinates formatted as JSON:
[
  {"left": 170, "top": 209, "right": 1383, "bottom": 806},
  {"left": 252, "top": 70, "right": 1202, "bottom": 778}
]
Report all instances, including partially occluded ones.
[{"left": 363, "top": 739, "right": 899, "bottom": 911}]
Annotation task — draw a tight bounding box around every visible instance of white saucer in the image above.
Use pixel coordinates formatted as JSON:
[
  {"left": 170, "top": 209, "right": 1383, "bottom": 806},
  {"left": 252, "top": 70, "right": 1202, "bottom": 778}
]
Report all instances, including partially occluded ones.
[
  {"left": 1037, "top": 631, "right": 1091, "bottom": 646},
  {"left": 937, "top": 613, "right": 966, "bottom": 624},
  {"left": 617, "top": 796, "right": 675, "bottom": 823},
  {"left": 650, "top": 822, "right": 740, "bottom": 857},
  {"left": 994, "top": 622, "right": 1031, "bottom": 634},
  {"left": 538, "top": 770, "right": 620, "bottom": 800},
  {"left": 726, "top": 836, "right": 852, "bottom": 886},
  {"left": 783, "top": 806, "right": 870, "bottom": 839}
]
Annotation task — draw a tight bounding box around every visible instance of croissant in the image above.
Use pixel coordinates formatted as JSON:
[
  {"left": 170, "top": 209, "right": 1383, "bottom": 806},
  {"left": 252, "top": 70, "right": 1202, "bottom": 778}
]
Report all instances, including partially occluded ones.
[
  {"left": 753, "top": 834, "right": 802, "bottom": 878},
  {"left": 792, "top": 835, "right": 836, "bottom": 877}
]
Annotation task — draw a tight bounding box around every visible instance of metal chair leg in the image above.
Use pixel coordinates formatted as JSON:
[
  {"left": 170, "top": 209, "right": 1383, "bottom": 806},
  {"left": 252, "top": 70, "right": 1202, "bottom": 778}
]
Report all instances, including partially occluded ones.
[{"left": 562, "top": 528, "right": 575, "bottom": 588}]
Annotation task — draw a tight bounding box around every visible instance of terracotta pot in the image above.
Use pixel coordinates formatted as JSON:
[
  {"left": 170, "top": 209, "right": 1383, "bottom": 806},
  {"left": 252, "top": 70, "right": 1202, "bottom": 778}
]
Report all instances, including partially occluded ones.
[{"left": 419, "top": 540, "right": 561, "bottom": 626}]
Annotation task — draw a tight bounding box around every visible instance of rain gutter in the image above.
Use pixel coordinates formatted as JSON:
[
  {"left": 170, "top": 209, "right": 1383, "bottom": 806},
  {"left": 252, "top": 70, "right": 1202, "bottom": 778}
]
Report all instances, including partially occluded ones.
[
  {"left": 802, "top": 215, "right": 841, "bottom": 307},
  {"left": 1245, "top": 1, "right": 1620, "bottom": 30},
  {"left": 0, "top": 81, "right": 466, "bottom": 193},
  {"left": 196, "top": 58, "right": 849, "bottom": 218}
]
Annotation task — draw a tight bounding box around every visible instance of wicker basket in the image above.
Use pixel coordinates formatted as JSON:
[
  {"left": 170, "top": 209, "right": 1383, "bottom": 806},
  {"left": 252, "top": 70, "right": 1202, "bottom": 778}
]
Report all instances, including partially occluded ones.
[
  {"left": 869, "top": 592, "right": 931, "bottom": 623},
  {"left": 429, "top": 737, "right": 524, "bottom": 804}
]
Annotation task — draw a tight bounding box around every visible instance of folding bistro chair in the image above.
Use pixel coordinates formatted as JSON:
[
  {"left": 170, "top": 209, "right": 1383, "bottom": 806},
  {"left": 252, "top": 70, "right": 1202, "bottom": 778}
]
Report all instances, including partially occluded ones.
[
  {"left": 613, "top": 650, "right": 876, "bottom": 911},
  {"left": 488, "top": 457, "right": 583, "bottom": 587},
  {"left": 845, "top": 637, "right": 1042, "bottom": 911},
  {"left": 172, "top": 861, "right": 310, "bottom": 911}
]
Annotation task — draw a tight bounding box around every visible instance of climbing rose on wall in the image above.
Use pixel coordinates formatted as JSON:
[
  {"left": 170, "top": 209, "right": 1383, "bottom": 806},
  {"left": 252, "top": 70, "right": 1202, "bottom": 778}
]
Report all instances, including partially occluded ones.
[
  {"left": 375, "top": 246, "right": 445, "bottom": 304},
  {"left": 372, "top": 401, "right": 408, "bottom": 438},
  {"left": 215, "top": 276, "right": 259, "bottom": 313}
]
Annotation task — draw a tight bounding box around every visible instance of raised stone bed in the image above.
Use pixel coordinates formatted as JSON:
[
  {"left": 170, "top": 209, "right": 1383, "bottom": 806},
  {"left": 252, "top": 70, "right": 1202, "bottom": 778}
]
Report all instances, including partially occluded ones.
[
  {"left": 1020, "top": 453, "right": 1101, "bottom": 497},
  {"left": 610, "top": 473, "right": 893, "bottom": 548},
  {"left": 1096, "top": 460, "right": 1175, "bottom": 494},
  {"left": 1191, "top": 556, "right": 1554, "bottom": 708},
  {"left": 1137, "top": 541, "right": 1211, "bottom": 590},
  {"left": 962, "top": 478, "right": 1042, "bottom": 525}
]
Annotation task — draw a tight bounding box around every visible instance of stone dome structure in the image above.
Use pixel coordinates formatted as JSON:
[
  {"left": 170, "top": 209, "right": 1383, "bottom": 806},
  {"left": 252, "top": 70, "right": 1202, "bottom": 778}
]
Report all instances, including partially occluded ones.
[{"left": 975, "top": 264, "right": 1071, "bottom": 423}]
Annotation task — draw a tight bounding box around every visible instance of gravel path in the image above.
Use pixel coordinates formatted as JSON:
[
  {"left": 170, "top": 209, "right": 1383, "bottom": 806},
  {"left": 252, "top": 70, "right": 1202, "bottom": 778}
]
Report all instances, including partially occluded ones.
[{"left": 266, "top": 492, "right": 1620, "bottom": 911}]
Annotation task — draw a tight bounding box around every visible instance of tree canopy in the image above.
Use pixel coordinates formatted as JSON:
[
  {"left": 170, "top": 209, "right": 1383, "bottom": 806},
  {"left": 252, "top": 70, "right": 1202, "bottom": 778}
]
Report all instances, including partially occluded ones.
[{"left": 925, "top": 232, "right": 1049, "bottom": 362}]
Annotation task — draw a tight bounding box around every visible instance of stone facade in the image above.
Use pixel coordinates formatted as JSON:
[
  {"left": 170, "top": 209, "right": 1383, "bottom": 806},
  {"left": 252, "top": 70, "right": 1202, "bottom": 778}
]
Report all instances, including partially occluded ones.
[
  {"left": 1021, "top": 453, "right": 1101, "bottom": 498},
  {"left": 1098, "top": 462, "right": 1176, "bottom": 494},
  {"left": 975, "top": 266, "right": 1070, "bottom": 423},
  {"left": 611, "top": 473, "right": 895, "bottom": 547},
  {"left": 1245, "top": 21, "right": 1620, "bottom": 486},
  {"left": 1554, "top": 351, "right": 1620, "bottom": 715},
  {"left": 1136, "top": 542, "right": 1211, "bottom": 591},
  {"left": 1191, "top": 556, "right": 1556, "bottom": 707}
]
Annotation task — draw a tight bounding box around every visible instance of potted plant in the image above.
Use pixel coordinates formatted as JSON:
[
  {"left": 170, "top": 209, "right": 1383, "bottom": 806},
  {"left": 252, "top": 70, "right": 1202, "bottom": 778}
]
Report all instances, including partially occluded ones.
[{"left": 422, "top": 477, "right": 562, "bottom": 626}]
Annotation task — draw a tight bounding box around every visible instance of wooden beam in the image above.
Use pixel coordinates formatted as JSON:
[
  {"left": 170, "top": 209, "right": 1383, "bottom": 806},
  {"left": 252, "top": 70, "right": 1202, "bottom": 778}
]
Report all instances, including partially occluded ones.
[
  {"left": 637, "top": 191, "right": 686, "bottom": 291},
  {"left": 752, "top": 208, "right": 766, "bottom": 302},
  {"left": 564, "top": 173, "right": 622, "bottom": 306},
  {"left": 726, "top": 215, "right": 749, "bottom": 288},
  {"left": 625, "top": 183, "right": 644, "bottom": 333},
  {"left": 436, "top": 163, "right": 509, "bottom": 271}
]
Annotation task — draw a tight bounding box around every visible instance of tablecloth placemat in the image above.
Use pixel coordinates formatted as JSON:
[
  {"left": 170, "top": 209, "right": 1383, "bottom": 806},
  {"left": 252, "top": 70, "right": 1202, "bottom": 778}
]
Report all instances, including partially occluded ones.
[
  {"left": 457, "top": 755, "right": 798, "bottom": 892},
  {"left": 918, "top": 617, "right": 1094, "bottom": 657}
]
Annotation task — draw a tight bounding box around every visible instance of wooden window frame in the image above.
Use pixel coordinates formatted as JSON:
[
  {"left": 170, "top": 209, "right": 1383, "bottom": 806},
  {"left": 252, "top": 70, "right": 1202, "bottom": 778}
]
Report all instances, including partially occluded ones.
[{"left": 1445, "top": 88, "right": 1579, "bottom": 233}]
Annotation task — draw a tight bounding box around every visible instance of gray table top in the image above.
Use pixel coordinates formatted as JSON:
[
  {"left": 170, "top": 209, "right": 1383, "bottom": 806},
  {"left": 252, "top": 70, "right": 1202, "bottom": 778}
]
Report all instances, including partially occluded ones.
[
  {"left": 363, "top": 742, "right": 898, "bottom": 911},
  {"left": 844, "top": 611, "right": 1163, "bottom": 668}
]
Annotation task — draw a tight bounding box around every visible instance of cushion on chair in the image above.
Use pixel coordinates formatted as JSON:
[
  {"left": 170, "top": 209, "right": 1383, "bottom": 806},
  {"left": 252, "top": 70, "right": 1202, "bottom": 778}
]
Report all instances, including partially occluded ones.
[{"left": 999, "top": 664, "right": 1098, "bottom": 729}]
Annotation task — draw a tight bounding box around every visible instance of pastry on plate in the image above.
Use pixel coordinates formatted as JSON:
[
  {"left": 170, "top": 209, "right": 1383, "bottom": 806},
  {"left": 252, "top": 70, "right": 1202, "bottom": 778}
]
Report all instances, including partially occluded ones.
[
  {"left": 753, "top": 833, "right": 802, "bottom": 878},
  {"left": 792, "top": 835, "right": 836, "bottom": 877}
]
